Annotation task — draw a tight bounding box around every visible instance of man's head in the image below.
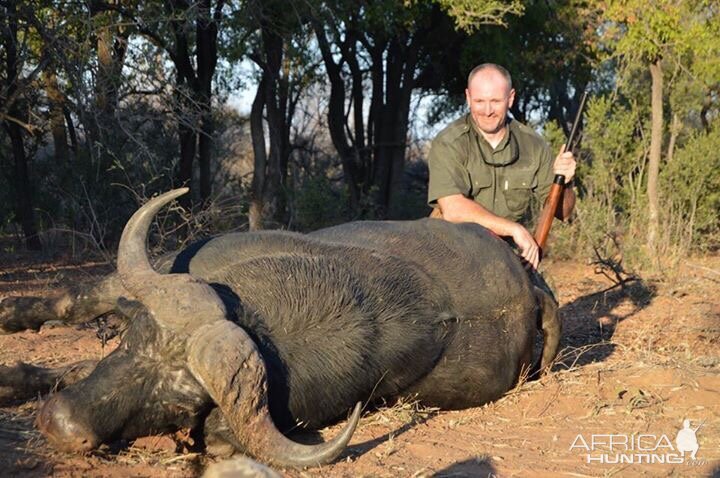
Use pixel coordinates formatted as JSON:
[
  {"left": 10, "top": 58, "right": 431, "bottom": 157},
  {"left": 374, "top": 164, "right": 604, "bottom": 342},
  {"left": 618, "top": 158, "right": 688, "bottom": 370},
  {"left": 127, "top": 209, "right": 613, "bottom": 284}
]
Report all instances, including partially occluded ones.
[{"left": 465, "top": 64, "right": 515, "bottom": 136}]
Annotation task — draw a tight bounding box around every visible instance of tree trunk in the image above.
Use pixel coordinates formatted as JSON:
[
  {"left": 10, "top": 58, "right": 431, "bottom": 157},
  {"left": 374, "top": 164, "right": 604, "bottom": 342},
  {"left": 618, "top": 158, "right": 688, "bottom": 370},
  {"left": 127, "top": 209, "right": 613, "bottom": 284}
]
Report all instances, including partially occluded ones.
[
  {"left": 43, "top": 66, "right": 73, "bottom": 224},
  {"left": 5, "top": 121, "right": 42, "bottom": 250},
  {"left": 177, "top": 89, "right": 197, "bottom": 195},
  {"left": 196, "top": 0, "right": 219, "bottom": 202},
  {"left": 700, "top": 87, "right": 715, "bottom": 133},
  {"left": 313, "top": 20, "right": 360, "bottom": 211},
  {"left": 261, "top": 29, "right": 287, "bottom": 226},
  {"left": 163, "top": 0, "right": 222, "bottom": 204},
  {"left": 387, "top": 35, "right": 419, "bottom": 218},
  {"left": 63, "top": 107, "right": 78, "bottom": 153},
  {"left": 166, "top": 2, "right": 198, "bottom": 200},
  {"left": 92, "top": 6, "right": 127, "bottom": 150},
  {"left": 343, "top": 28, "right": 369, "bottom": 188},
  {"left": 42, "top": 67, "right": 70, "bottom": 164},
  {"left": 249, "top": 77, "right": 268, "bottom": 231},
  {"left": 96, "top": 23, "right": 116, "bottom": 115},
  {"left": 2, "top": 2, "right": 41, "bottom": 250},
  {"left": 370, "top": 33, "right": 419, "bottom": 218},
  {"left": 371, "top": 46, "right": 391, "bottom": 216},
  {"left": 647, "top": 59, "right": 664, "bottom": 253},
  {"left": 666, "top": 112, "right": 680, "bottom": 164}
]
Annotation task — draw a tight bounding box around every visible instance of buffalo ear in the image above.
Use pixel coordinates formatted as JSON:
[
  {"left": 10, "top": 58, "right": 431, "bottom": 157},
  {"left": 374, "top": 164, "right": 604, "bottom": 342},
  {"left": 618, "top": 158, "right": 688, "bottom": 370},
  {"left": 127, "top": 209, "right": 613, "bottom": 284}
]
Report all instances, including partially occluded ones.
[
  {"left": 186, "top": 321, "right": 362, "bottom": 467},
  {"left": 533, "top": 286, "right": 561, "bottom": 375},
  {"left": 116, "top": 297, "right": 150, "bottom": 321}
]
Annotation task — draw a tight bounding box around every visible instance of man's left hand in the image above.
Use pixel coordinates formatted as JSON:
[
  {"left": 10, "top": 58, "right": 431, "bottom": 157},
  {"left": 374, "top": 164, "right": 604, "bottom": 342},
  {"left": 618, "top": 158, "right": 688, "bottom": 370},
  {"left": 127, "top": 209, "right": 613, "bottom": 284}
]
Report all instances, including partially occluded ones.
[{"left": 553, "top": 144, "right": 576, "bottom": 182}]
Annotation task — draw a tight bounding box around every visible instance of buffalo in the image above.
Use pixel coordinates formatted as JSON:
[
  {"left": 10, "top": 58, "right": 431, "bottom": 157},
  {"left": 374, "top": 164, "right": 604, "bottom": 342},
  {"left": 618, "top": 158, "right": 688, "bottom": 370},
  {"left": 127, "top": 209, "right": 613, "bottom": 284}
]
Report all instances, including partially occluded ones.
[{"left": 0, "top": 188, "right": 560, "bottom": 467}]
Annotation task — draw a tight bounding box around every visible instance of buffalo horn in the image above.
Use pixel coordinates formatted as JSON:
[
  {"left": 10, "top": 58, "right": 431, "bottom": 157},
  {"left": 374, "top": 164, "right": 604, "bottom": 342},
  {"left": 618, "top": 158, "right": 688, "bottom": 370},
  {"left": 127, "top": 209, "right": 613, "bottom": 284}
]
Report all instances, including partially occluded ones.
[
  {"left": 116, "top": 188, "right": 227, "bottom": 328},
  {"left": 188, "top": 321, "right": 362, "bottom": 467}
]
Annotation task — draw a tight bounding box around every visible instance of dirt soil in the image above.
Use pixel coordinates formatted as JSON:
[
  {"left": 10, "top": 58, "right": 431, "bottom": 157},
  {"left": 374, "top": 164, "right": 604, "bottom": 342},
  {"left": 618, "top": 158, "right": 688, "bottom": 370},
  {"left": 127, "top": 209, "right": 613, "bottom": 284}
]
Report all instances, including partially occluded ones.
[{"left": 1, "top": 248, "right": 719, "bottom": 478}]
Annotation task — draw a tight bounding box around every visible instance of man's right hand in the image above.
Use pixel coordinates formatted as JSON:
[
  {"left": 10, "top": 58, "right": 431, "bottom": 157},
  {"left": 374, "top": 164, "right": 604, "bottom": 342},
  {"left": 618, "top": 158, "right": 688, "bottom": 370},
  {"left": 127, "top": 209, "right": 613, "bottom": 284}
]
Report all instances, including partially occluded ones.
[
  {"left": 436, "top": 194, "right": 541, "bottom": 268},
  {"left": 511, "top": 223, "right": 540, "bottom": 269}
]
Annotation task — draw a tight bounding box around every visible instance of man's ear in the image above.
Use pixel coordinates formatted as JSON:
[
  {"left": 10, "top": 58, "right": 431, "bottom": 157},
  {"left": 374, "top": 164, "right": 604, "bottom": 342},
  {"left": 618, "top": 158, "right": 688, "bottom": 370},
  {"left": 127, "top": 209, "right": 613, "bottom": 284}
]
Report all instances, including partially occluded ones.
[
  {"left": 465, "top": 88, "right": 471, "bottom": 107},
  {"left": 508, "top": 88, "right": 516, "bottom": 109}
]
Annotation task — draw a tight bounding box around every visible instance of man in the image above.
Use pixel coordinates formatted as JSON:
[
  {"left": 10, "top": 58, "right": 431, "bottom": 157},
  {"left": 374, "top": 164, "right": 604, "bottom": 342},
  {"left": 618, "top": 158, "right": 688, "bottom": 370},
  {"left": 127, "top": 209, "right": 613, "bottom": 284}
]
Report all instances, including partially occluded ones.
[{"left": 428, "top": 63, "right": 576, "bottom": 269}]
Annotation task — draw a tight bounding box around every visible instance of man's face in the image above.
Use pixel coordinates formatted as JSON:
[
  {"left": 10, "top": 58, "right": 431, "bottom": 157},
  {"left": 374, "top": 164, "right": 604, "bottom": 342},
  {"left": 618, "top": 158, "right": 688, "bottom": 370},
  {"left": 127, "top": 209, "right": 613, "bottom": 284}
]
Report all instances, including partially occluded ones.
[{"left": 465, "top": 69, "right": 515, "bottom": 136}]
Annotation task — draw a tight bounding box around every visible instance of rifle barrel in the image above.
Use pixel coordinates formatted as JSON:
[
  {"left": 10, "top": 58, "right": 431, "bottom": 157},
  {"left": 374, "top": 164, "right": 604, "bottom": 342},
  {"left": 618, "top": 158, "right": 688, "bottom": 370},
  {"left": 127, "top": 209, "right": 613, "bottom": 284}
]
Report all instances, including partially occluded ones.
[{"left": 566, "top": 90, "right": 588, "bottom": 152}]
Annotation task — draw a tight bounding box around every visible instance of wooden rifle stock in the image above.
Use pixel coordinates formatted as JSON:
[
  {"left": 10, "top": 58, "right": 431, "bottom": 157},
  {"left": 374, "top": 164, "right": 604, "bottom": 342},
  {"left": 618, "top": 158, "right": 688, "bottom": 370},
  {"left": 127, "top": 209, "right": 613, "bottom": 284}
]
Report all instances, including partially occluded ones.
[{"left": 534, "top": 90, "right": 588, "bottom": 251}]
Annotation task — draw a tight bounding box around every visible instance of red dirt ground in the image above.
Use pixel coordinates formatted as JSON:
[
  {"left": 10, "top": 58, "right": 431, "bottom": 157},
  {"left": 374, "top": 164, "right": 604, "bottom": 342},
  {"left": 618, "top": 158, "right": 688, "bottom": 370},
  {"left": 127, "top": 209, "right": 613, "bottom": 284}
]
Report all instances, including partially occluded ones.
[{"left": 1, "top": 248, "right": 718, "bottom": 477}]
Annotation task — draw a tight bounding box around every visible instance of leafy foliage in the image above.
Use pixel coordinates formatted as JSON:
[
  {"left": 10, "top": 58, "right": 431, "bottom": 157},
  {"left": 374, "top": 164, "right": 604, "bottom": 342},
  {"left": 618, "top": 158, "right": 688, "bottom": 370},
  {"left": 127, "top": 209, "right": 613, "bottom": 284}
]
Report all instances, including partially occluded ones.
[{"left": 422, "top": 0, "right": 524, "bottom": 32}]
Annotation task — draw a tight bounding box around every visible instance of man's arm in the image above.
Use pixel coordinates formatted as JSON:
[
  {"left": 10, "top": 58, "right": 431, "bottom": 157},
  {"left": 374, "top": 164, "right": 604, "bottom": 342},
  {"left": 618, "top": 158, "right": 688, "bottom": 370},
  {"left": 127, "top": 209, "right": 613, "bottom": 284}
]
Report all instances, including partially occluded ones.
[{"left": 436, "top": 194, "right": 540, "bottom": 269}]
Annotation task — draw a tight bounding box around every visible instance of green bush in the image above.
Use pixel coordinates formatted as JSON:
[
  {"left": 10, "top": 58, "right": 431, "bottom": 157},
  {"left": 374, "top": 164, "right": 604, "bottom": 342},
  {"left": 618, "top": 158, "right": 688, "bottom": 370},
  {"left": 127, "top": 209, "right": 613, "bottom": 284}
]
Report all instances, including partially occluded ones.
[
  {"left": 660, "top": 124, "right": 720, "bottom": 252},
  {"left": 547, "top": 93, "right": 720, "bottom": 276},
  {"left": 292, "top": 175, "right": 349, "bottom": 232}
]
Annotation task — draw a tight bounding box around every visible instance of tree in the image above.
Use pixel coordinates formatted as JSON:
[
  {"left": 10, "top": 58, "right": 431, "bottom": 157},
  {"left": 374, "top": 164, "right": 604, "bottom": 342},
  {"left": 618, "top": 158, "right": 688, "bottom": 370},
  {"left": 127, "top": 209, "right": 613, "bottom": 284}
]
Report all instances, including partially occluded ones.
[
  {"left": 599, "top": 0, "right": 719, "bottom": 254},
  {"left": 238, "top": 0, "right": 319, "bottom": 229},
  {"left": 101, "top": 0, "right": 227, "bottom": 203},
  {"left": 427, "top": 0, "right": 599, "bottom": 137},
  {"left": 312, "top": 0, "right": 523, "bottom": 218},
  {"left": 1, "top": 1, "right": 43, "bottom": 249}
]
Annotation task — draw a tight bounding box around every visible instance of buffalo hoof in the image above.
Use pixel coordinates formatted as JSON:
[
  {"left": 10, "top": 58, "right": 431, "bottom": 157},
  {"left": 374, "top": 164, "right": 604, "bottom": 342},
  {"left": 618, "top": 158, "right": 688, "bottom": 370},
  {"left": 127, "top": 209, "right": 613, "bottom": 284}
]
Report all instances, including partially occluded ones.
[
  {"left": 203, "top": 456, "right": 281, "bottom": 478},
  {"left": 0, "top": 363, "right": 39, "bottom": 404},
  {"left": 204, "top": 408, "right": 244, "bottom": 458},
  {"left": 0, "top": 297, "right": 56, "bottom": 334},
  {"left": 0, "top": 361, "right": 97, "bottom": 405}
]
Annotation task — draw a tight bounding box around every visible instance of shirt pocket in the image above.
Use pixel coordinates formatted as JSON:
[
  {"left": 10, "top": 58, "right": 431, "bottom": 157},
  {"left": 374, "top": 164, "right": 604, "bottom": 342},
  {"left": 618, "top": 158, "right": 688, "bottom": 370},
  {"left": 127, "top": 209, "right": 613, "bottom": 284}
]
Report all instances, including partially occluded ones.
[
  {"left": 503, "top": 173, "right": 534, "bottom": 214},
  {"left": 470, "top": 174, "right": 492, "bottom": 199}
]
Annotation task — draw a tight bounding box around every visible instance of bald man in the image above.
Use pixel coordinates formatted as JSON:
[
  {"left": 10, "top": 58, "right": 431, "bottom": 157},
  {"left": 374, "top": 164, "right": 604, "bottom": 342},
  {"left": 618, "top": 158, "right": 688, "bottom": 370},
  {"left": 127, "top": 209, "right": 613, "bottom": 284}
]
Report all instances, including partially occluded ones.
[{"left": 428, "top": 63, "right": 576, "bottom": 269}]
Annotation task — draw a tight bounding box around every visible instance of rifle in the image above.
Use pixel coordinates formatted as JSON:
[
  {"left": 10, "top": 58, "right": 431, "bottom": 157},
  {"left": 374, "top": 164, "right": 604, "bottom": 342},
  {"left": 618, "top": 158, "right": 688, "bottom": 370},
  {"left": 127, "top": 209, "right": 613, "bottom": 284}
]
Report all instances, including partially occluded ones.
[{"left": 533, "top": 90, "right": 588, "bottom": 251}]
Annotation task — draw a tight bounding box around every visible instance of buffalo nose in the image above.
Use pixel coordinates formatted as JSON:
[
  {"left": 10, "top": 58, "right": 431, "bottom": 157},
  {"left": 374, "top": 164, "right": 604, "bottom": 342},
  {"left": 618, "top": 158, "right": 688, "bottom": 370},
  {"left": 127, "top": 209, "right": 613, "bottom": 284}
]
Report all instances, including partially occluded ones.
[{"left": 36, "top": 393, "right": 99, "bottom": 452}]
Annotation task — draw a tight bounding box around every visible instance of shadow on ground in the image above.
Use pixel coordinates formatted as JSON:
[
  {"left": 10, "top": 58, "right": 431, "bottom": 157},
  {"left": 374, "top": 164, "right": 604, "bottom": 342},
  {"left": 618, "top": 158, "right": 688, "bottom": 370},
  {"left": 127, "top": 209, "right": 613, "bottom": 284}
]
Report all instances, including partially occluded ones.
[
  {"left": 555, "top": 278, "right": 657, "bottom": 368},
  {"left": 0, "top": 409, "right": 51, "bottom": 477},
  {"left": 291, "top": 406, "right": 439, "bottom": 462},
  {"left": 432, "top": 457, "right": 497, "bottom": 477}
]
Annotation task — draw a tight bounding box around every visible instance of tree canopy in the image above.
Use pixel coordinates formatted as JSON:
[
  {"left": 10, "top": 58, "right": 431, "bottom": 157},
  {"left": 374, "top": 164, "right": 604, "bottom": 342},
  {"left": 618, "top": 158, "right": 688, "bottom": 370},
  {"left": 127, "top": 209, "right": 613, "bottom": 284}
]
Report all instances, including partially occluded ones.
[{"left": 1, "top": 0, "right": 717, "bottom": 271}]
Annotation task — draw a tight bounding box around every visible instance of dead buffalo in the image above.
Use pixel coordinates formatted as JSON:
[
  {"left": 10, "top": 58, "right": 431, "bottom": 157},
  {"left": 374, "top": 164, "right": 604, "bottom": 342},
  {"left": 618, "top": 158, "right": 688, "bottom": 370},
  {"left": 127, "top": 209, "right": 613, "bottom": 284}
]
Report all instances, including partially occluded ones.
[{"left": 0, "top": 188, "right": 560, "bottom": 467}]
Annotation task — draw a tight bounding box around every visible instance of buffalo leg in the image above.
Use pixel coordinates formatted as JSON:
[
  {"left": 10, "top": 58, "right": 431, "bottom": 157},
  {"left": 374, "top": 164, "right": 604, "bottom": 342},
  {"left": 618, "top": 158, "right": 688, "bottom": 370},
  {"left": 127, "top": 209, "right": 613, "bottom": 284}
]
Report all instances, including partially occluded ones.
[
  {"left": 0, "top": 360, "right": 97, "bottom": 405},
  {"left": 203, "top": 408, "right": 246, "bottom": 457},
  {"left": 0, "top": 273, "right": 124, "bottom": 334}
]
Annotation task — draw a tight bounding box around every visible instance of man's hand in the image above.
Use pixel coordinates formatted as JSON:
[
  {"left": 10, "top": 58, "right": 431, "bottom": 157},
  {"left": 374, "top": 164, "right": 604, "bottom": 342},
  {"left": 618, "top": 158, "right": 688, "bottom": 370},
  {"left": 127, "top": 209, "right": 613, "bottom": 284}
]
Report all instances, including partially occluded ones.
[
  {"left": 511, "top": 223, "right": 540, "bottom": 269},
  {"left": 437, "top": 194, "right": 541, "bottom": 268},
  {"left": 554, "top": 144, "right": 576, "bottom": 182}
]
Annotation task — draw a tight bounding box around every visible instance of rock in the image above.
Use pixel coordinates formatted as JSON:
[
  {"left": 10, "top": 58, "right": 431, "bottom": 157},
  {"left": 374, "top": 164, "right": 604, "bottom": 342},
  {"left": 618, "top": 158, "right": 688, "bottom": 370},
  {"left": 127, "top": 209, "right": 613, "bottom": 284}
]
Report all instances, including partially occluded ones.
[{"left": 202, "top": 456, "right": 281, "bottom": 478}]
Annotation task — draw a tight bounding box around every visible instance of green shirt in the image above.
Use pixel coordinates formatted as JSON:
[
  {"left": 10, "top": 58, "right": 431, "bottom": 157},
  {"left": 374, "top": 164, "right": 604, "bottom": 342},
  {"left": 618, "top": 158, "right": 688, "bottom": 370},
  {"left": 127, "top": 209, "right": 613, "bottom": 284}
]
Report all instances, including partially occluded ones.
[{"left": 427, "top": 113, "right": 555, "bottom": 223}]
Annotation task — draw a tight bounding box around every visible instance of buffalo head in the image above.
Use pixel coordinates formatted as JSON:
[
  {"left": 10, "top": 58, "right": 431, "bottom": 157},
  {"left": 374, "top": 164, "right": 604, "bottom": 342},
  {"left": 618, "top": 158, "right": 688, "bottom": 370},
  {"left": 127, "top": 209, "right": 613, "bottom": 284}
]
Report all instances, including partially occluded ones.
[{"left": 36, "top": 188, "right": 361, "bottom": 466}]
